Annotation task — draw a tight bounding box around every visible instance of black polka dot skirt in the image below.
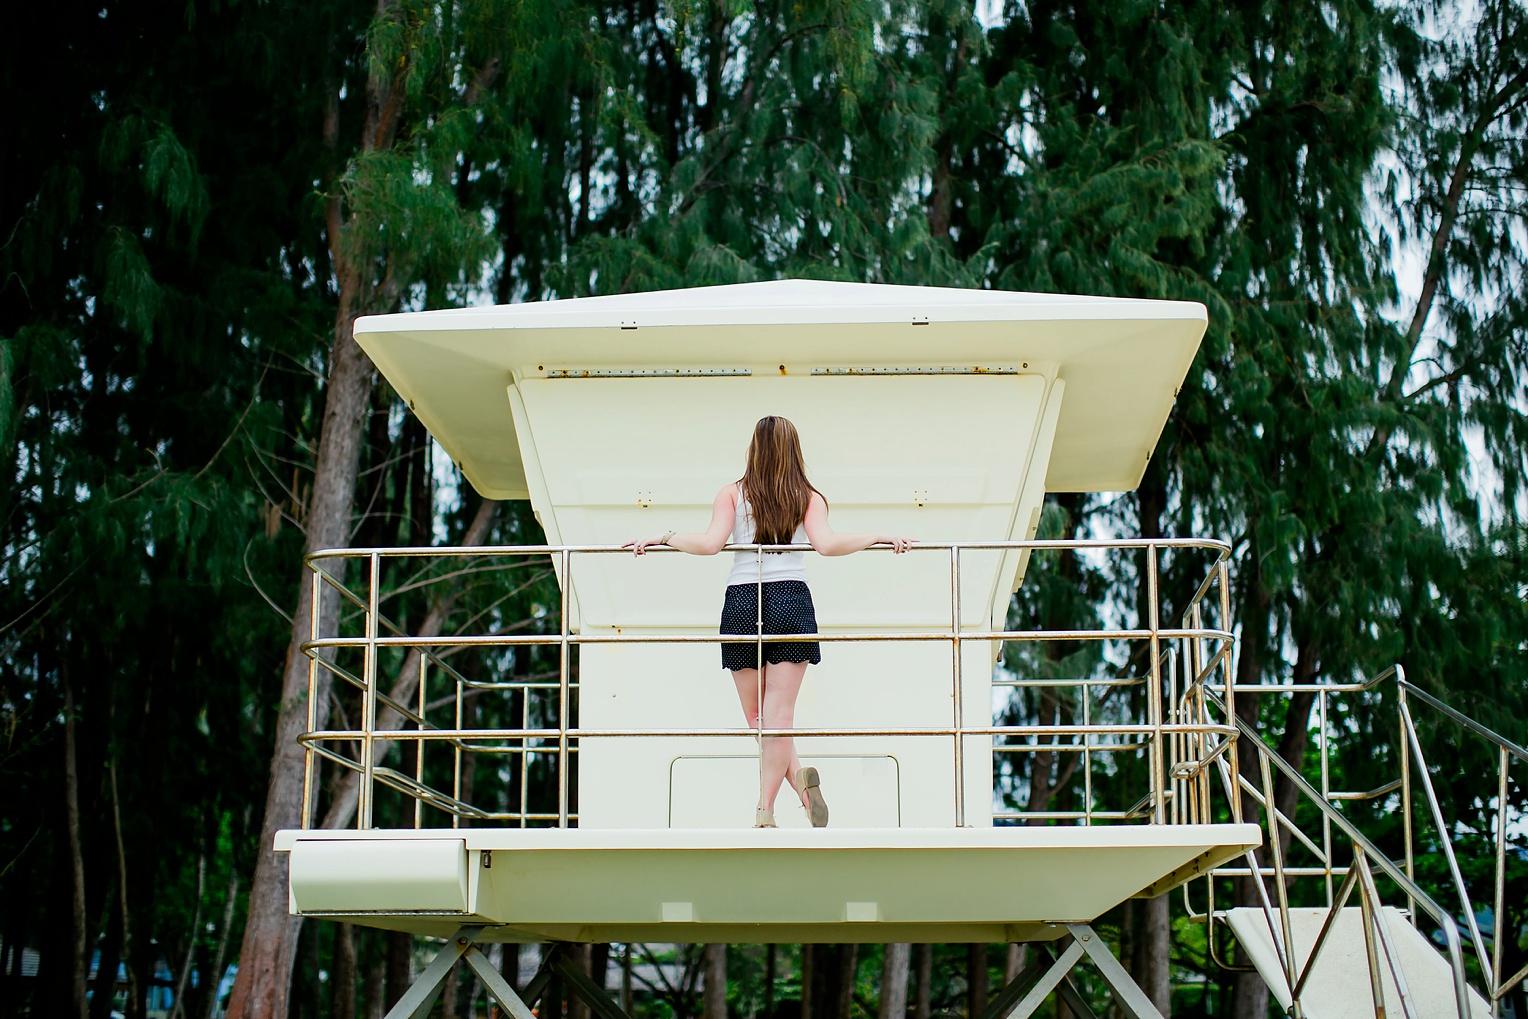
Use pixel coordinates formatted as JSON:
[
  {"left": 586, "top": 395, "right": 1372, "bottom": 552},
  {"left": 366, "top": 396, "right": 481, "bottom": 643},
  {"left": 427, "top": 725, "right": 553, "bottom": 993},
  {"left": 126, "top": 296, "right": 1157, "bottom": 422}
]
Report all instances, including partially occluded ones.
[{"left": 719, "top": 580, "right": 822, "bottom": 671}]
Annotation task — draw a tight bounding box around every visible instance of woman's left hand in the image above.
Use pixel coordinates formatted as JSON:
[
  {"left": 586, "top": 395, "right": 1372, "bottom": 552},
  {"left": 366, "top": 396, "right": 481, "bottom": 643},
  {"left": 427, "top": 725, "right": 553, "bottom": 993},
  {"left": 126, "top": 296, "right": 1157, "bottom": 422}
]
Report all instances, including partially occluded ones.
[{"left": 882, "top": 535, "right": 915, "bottom": 553}]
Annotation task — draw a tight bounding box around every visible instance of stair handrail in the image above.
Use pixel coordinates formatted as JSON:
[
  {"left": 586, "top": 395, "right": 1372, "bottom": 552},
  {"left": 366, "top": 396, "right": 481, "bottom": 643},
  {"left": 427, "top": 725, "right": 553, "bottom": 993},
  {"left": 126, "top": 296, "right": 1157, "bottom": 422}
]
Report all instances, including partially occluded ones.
[
  {"left": 1207, "top": 663, "right": 1527, "bottom": 1012},
  {"left": 1203, "top": 680, "right": 1476, "bottom": 1019},
  {"left": 1392, "top": 668, "right": 1527, "bottom": 1012}
]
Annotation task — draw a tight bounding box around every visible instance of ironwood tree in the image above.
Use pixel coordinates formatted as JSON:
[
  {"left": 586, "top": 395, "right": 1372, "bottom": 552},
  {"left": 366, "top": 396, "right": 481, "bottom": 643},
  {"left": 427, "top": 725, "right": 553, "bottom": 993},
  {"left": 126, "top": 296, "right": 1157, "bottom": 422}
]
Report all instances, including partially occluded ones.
[{"left": 3, "top": 1, "right": 1525, "bottom": 1018}]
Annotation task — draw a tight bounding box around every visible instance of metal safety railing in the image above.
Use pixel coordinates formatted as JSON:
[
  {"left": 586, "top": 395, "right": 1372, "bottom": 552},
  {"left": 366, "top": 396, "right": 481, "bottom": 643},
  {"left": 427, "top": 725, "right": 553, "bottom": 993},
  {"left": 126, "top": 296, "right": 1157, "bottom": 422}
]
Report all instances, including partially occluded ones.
[
  {"left": 1192, "top": 665, "right": 1526, "bottom": 1019},
  {"left": 293, "top": 537, "right": 1239, "bottom": 834}
]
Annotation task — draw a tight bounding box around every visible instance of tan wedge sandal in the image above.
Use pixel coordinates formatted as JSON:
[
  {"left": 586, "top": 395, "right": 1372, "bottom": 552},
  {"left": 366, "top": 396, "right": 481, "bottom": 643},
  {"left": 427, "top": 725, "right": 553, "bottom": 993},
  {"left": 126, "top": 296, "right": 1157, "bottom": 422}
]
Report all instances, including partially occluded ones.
[{"left": 795, "top": 767, "right": 829, "bottom": 827}]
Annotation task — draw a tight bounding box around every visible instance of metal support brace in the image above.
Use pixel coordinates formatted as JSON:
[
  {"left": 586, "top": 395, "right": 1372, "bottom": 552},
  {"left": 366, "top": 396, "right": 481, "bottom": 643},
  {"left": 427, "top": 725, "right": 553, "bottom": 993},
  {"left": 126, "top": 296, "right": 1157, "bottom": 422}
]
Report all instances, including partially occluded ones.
[
  {"left": 1064, "top": 924, "right": 1168, "bottom": 1019},
  {"left": 382, "top": 927, "right": 487, "bottom": 1019},
  {"left": 550, "top": 944, "right": 637, "bottom": 1019},
  {"left": 1040, "top": 943, "right": 1103, "bottom": 1019},
  {"left": 383, "top": 934, "right": 640, "bottom": 1019},
  {"left": 978, "top": 927, "right": 1164, "bottom": 1019},
  {"left": 974, "top": 949, "right": 1070, "bottom": 1019},
  {"left": 520, "top": 944, "right": 560, "bottom": 1007},
  {"left": 464, "top": 949, "right": 536, "bottom": 1019},
  {"left": 1053, "top": 974, "right": 1102, "bottom": 1019},
  {"left": 1009, "top": 942, "right": 1087, "bottom": 1017}
]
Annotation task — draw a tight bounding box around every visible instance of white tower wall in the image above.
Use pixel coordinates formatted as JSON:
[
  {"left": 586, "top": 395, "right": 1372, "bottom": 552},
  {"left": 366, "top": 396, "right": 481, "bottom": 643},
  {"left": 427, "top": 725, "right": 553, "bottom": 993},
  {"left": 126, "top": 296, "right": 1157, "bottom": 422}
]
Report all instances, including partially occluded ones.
[{"left": 510, "top": 373, "right": 1063, "bottom": 828}]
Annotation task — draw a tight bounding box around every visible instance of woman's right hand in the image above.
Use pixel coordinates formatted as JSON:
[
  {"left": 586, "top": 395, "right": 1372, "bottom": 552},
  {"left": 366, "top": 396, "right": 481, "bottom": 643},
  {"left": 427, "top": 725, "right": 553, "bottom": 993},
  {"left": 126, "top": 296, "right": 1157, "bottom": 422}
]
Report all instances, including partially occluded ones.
[
  {"left": 880, "top": 535, "right": 915, "bottom": 553},
  {"left": 623, "top": 534, "right": 669, "bottom": 556}
]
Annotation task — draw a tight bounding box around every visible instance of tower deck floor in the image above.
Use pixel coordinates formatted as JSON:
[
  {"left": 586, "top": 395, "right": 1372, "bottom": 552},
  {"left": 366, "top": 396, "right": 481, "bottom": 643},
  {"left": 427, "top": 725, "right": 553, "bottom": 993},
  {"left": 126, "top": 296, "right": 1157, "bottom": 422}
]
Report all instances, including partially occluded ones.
[{"left": 276, "top": 823, "right": 1260, "bottom": 942}]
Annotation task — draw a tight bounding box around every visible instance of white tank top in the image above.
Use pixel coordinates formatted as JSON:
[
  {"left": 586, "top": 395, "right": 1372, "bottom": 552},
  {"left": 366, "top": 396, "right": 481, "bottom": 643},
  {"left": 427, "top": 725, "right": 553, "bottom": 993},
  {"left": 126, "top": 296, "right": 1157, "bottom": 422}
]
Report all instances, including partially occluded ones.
[{"left": 726, "top": 485, "right": 809, "bottom": 586}]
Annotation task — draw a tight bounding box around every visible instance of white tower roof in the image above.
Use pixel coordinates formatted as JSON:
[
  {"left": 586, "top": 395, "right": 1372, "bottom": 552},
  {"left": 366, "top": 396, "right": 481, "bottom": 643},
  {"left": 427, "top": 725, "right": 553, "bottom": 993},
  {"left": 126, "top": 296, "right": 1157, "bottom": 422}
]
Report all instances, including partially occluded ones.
[{"left": 354, "top": 280, "right": 1207, "bottom": 499}]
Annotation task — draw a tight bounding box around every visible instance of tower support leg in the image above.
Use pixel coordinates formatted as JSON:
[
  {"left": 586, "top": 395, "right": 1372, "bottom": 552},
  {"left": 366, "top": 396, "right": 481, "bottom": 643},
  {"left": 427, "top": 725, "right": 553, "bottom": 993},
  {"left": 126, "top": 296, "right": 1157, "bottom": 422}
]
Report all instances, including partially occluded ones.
[
  {"left": 382, "top": 933, "right": 635, "bottom": 1019},
  {"left": 381, "top": 926, "right": 492, "bottom": 1019},
  {"left": 979, "top": 925, "right": 1166, "bottom": 1019}
]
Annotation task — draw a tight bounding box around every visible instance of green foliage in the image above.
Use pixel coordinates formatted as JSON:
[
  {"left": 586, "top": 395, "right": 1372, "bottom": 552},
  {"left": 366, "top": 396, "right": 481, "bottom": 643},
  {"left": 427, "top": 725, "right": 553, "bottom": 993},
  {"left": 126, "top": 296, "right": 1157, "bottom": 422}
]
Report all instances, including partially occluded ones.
[{"left": 4, "top": 0, "right": 1527, "bottom": 1016}]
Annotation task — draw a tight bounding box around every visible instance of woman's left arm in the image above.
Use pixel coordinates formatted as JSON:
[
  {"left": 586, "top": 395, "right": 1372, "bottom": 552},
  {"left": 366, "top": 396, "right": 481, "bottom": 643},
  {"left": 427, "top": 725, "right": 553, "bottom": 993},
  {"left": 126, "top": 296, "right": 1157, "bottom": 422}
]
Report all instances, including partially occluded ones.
[{"left": 801, "top": 492, "right": 914, "bottom": 556}]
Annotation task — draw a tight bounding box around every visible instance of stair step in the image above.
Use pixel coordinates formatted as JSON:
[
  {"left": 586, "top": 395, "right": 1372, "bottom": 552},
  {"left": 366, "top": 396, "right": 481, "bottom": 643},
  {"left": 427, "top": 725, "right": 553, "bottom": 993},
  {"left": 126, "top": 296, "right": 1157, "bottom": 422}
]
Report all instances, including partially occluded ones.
[{"left": 1225, "top": 906, "right": 1492, "bottom": 1018}]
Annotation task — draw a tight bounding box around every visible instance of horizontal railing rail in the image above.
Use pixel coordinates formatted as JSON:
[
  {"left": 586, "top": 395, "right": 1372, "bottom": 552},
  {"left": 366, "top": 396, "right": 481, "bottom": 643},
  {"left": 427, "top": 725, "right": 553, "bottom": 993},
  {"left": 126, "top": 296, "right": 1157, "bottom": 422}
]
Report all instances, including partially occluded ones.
[{"left": 295, "top": 537, "right": 1237, "bottom": 833}]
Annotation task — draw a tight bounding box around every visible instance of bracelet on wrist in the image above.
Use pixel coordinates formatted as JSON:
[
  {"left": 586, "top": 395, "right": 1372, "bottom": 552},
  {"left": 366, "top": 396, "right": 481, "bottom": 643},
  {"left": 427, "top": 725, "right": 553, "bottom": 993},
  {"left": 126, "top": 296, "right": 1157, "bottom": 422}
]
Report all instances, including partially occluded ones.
[{"left": 661, "top": 531, "right": 676, "bottom": 545}]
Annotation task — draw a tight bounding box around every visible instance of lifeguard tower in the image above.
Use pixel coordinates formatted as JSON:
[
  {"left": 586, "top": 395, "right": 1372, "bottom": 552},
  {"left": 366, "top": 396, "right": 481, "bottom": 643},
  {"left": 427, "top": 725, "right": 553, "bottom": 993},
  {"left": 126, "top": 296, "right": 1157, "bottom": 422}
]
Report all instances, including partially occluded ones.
[{"left": 275, "top": 282, "right": 1517, "bottom": 1019}]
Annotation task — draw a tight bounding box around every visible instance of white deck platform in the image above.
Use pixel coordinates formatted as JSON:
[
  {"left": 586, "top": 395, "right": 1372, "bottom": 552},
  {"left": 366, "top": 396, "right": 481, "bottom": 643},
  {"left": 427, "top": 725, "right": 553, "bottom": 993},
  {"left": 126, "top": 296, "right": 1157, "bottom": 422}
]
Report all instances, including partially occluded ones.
[{"left": 276, "top": 824, "right": 1260, "bottom": 943}]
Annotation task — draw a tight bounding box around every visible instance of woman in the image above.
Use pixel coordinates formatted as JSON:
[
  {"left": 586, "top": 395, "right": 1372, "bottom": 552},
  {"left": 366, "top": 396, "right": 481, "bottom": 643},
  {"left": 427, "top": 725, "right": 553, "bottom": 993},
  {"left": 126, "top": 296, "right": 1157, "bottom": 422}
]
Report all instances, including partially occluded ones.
[{"left": 627, "top": 416, "right": 912, "bottom": 828}]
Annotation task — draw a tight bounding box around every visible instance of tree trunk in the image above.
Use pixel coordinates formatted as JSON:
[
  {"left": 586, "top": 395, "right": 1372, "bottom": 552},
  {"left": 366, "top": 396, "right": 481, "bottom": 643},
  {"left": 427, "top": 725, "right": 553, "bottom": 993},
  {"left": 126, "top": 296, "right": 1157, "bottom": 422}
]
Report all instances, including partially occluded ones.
[
  {"left": 835, "top": 946, "right": 858, "bottom": 1019},
  {"left": 590, "top": 945, "right": 610, "bottom": 1002},
  {"left": 331, "top": 924, "right": 356, "bottom": 1019},
  {"left": 910, "top": 945, "right": 930, "bottom": 1019},
  {"left": 169, "top": 852, "right": 207, "bottom": 1019},
  {"left": 320, "top": 499, "right": 499, "bottom": 829},
  {"left": 204, "top": 871, "right": 240, "bottom": 1019},
  {"left": 763, "top": 944, "right": 776, "bottom": 1019},
  {"left": 569, "top": 945, "right": 593, "bottom": 1019},
  {"left": 225, "top": 300, "right": 374, "bottom": 1018},
  {"left": 297, "top": 923, "right": 323, "bottom": 1019},
  {"left": 964, "top": 945, "right": 987, "bottom": 1019},
  {"left": 702, "top": 945, "right": 727, "bottom": 1019},
  {"left": 109, "top": 760, "right": 141, "bottom": 1019},
  {"left": 62, "top": 672, "right": 89, "bottom": 1019},
  {"left": 800, "top": 946, "right": 814, "bottom": 1019},
  {"left": 385, "top": 931, "right": 412, "bottom": 1008},
  {"left": 362, "top": 952, "right": 385, "bottom": 1019},
  {"left": 224, "top": 17, "right": 424, "bottom": 1004},
  {"left": 1002, "top": 944, "right": 1024, "bottom": 984},
  {"left": 88, "top": 897, "right": 121, "bottom": 1019},
  {"left": 1138, "top": 895, "right": 1171, "bottom": 1014},
  {"left": 442, "top": 959, "right": 460, "bottom": 1019},
  {"left": 621, "top": 944, "right": 632, "bottom": 1015},
  {"left": 1270, "top": 646, "right": 1320, "bottom": 884},
  {"left": 1229, "top": 564, "right": 1270, "bottom": 1019},
  {"left": 877, "top": 945, "right": 909, "bottom": 1019},
  {"left": 1026, "top": 689, "right": 1058, "bottom": 818},
  {"left": 503, "top": 942, "right": 520, "bottom": 994}
]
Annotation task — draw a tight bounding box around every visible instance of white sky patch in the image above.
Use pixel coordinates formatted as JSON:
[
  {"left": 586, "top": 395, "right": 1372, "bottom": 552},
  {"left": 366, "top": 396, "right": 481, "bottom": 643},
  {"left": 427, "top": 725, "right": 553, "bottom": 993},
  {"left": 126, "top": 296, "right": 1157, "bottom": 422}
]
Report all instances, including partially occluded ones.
[
  {"left": 973, "top": 0, "right": 1009, "bottom": 31},
  {"left": 431, "top": 436, "right": 463, "bottom": 545}
]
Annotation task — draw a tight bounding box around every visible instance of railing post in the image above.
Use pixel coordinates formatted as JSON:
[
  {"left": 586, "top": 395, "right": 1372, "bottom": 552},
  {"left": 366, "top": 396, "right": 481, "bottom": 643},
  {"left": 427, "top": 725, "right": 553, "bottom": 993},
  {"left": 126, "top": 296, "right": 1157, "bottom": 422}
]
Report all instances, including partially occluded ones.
[
  {"left": 1082, "top": 665, "right": 1093, "bottom": 825},
  {"left": 415, "top": 652, "right": 426, "bottom": 830},
  {"left": 1400, "top": 685, "right": 1415, "bottom": 922},
  {"left": 453, "top": 666, "right": 463, "bottom": 831},
  {"left": 558, "top": 547, "right": 571, "bottom": 828},
  {"left": 1493, "top": 746, "right": 1508, "bottom": 1005},
  {"left": 1146, "top": 543, "right": 1164, "bottom": 824},
  {"left": 1260, "top": 752, "right": 1299, "bottom": 1006},
  {"left": 1354, "top": 848, "right": 1389, "bottom": 1018},
  {"left": 1319, "top": 690, "right": 1333, "bottom": 906},
  {"left": 301, "top": 565, "right": 321, "bottom": 830},
  {"left": 950, "top": 544, "right": 965, "bottom": 827},
  {"left": 756, "top": 543, "right": 765, "bottom": 803},
  {"left": 1217, "top": 558, "right": 1240, "bottom": 823},
  {"left": 1168, "top": 645, "right": 1180, "bottom": 825},
  {"left": 360, "top": 551, "right": 380, "bottom": 829}
]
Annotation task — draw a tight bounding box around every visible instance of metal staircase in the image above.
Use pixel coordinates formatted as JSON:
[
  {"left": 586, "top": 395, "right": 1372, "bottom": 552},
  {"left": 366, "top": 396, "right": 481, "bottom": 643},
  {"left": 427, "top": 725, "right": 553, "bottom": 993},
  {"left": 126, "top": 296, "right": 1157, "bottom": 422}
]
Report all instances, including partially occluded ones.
[{"left": 1200, "top": 667, "right": 1524, "bottom": 1018}]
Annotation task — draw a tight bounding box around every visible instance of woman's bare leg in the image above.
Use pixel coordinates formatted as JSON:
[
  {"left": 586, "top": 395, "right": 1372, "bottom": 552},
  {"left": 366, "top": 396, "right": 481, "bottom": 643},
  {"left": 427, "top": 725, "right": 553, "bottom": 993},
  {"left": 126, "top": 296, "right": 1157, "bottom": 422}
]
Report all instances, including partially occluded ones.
[
  {"left": 731, "top": 662, "right": 809, "bottom": 812},
  {"left": 731, "top": 670, "right": 805, "bottom": 792}
]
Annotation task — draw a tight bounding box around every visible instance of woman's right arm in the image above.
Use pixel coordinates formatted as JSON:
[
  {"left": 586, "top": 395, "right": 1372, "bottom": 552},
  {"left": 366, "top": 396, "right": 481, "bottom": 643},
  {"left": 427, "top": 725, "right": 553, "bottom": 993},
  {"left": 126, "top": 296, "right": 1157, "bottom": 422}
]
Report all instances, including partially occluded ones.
[{"left": 625, "top": 485, "right": 737, "bottom": 556}]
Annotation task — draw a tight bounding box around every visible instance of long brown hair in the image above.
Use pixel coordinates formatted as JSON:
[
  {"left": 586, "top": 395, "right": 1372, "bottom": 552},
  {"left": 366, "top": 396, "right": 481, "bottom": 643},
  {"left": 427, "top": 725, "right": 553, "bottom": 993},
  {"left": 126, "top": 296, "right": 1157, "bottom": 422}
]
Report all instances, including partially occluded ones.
[{"left": 739, "top": 416, "right": 822, "bottom": 545}]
